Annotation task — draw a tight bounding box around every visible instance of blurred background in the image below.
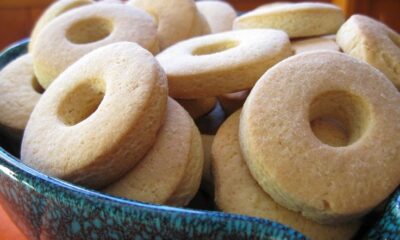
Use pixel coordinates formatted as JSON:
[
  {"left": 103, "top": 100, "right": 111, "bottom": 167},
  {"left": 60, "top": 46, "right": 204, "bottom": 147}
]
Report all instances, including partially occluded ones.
[{"left": 0, "top": 0, "right": 399, "bottom": 50}]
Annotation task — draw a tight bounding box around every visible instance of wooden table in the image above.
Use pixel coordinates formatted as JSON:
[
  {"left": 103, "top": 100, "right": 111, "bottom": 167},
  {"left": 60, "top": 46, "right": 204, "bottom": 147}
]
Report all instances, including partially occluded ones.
[{"left": 0, "top": 204, "right": 27, "bottom": 240}]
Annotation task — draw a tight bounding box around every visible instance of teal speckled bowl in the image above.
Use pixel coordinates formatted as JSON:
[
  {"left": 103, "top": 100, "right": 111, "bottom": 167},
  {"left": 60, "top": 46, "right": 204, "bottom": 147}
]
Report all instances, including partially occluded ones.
[{"left": 0, "top": 40, "right": 399, "bottom": 240}]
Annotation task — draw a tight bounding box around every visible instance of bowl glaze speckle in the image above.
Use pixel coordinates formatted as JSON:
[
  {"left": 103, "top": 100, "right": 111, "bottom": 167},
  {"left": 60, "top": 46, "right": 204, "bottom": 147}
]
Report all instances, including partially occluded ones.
[{"left": 0, "top": 40, "right": 399, "bottom": 240}]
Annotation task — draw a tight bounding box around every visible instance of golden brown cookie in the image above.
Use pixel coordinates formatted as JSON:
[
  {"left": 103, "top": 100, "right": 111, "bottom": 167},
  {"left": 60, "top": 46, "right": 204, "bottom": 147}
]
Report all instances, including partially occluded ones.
[
  {"left": 29, "top": 0, "right": 93, "bottom": 52},
  {"left": 177, "top": 97, "right": 217, "bottom": 119},
  {"left": 156, "top": 29, "right": 292, "bottom": 98},
  {"left": 21, "top": 42, "right": 168, "bottom": 189},
  {"left": 240, "top": 51, "right": 400, "bottom": 224},
  {"left": 196, "top": 1, "right": 237, "bottom": 33},
  {"left": 337, "top": 14, "right": 400, "bottom": 90},
  {"left": 0, "top": 54, "right": 42, "bottom": 139},
  {"left": 213, "top": 110, "right": 361, "bottom": 240},
  {"left": 233, "top": 2, "right": 345, "bottom": 38},
  {"left": 32, "top": 4, "right": 158, "bottom": 88},
  {"left": 104, "top": 99, "right": 203, "bottom": 206},
  {"left": 292, "top": 36, "right": 340, "bottom": 54},
  {"left": 127, "top": 0, "right": 210, "bottom": 50},
  {"left": 218, "top": 89, "right": 250, "bottom": 116},
  {"left": 256, "top": 2, "right": 291, "bottom": 10}
]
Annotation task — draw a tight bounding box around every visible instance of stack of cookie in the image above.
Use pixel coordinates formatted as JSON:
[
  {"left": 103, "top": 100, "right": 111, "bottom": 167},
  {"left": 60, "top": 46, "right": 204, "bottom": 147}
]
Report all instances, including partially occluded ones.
[{"left": 0, "top": 0, "right": 399, "bottom": 239}]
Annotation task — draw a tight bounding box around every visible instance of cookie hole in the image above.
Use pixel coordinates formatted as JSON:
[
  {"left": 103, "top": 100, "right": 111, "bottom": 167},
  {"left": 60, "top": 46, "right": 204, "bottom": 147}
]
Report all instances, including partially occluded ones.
[
  {"left": 309, "top": 91, "right": 370, "bottom": 147},
  {"left": 66, "top": 17, "right": 113, "bottom": 44},
  {"left": 192, "top": 40, "right": 239, "bottom": 56},
  {"left": 58, "top": 79, "right": 105, "bottom": 126},
  {"left": 31, "top": 76, "right": 44, "bottom": 94}
]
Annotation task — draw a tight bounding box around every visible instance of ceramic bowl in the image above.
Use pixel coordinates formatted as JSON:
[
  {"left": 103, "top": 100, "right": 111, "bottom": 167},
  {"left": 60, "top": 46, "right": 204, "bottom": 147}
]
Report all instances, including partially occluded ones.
[{"left": 0, "top": 40, "right": 399, "bottom": 240}]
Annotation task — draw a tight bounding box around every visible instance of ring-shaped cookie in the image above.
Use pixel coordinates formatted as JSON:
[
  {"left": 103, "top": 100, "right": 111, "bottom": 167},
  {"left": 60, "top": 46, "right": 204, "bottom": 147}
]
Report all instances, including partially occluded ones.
[
  {"left": 233, "top": 2, "right": 345, "bottom": 38},
  {"left": 240, "top": 51, "right": 400, "bottom": 224},
  {"left": 156, "top": 29, "right": 292, "bottom": 98},
  {"left": 292, "top": 36, "right": 340, "bottom": 54},
  {"left": 29, "top": 0, "right": 93, "bottom": 52},
  {"left": 218, "top": 89, "right": 250, "bottom": 115},
  {"left": 32, "top": 3, "right": 158, "bottom": 88},
  {"left": 127, "top": 0, "right": 210, "bottom": 50},
  {"left": 196, "top": 1, "right": 237, "bottom": 33},
  {"left": 104, "top": 99, "right": 203, "bottom": 206},
  {"left": 22, "top": 42, "right": 168, "bottom": 189},
  {"left": 0, "top": 54, "right": 42, "bottom": 139},
  {"left": 213, "top": 110, "right": 361, "bottom": 240},
  {"left": 337, "top": 14, "right": 400, "bottom": 90},
  {"left": 177, "top": 97, "right": 217, "bottom": 119}
]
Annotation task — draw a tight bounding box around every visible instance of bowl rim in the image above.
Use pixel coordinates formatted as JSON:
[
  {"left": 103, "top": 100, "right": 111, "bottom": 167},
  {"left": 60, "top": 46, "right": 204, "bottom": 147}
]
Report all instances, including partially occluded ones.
[{"left": 0, "top": 39, "right": 307, "bottom": 239}]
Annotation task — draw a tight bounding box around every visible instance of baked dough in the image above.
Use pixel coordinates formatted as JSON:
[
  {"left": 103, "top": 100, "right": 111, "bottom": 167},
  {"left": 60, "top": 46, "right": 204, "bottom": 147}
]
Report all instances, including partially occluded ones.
[
  {"left": 127, "top": 0, "right": 210, "bottom": 50},
  {"left": 337, "top": 14, "right": 400, "bottom": 90},
  {"left": 177, "top": 97, "right": 217, "bottom": 119},
  {"left": 233, "top": 2, "right": 345, "bottom": 38},
  {"left": 29, "top": 0, "right": 93, "bottom": 52},
  {"left": 292, "top": 36, "right": 340, "bottom": 54},
  {"left": 213, "top": 110, "right": 361, "bottom": 240},
  {"left": 218, "top": 89, "right": 250, "bottom": 115},
  {"left": 256, "top": 2, "right": 291, "bottom": 10},
  {"left": 240, "top": 51, "right": 400, "bottom": 224},
  {"left": 156, "top": 29, "right": 292, "bottom": 98},
  {"left": 104, "top": 98, "right": 203, "bottom": 206},
  {"left": 32, "top": 3, "right": 158, "bottom": 88},
  {"left": 196, "top": 1, "right": 237, "bottom": 33},
  {"left": 21, "top": 42, "right": 168, "bottom": 189},
  {"left": 0, "top": 54, "right": 42, "bottom": 138}
]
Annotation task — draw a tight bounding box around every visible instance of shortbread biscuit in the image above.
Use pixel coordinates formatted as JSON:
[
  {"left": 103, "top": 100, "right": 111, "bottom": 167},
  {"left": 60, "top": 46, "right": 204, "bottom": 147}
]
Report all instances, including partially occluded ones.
[
  {"left": 105, "top": 99, "right": 203, "bottom": 206},
  {"left": 234, "top": 2, "right": 345, "bottom": 38},
  {"left": 0, "top": 54, "right": 42, "bottom": 138},
  {"left": 337, "top": 14, "right": 400, "bottom": 89},
  {"left": 177, "top": 97, "right": 217, "bottom": 119},
  {"left": 240, "top": 51, "right": 400, "bottom": 224},
  {"left": 196, "top": 1, "right": 237, "bottom": 33},
  {"left": 213, "top": 110, "right": 360, "bottom": 240},
  {"left": 218, "top": 89, "right": 250, "bottom": 115},
  {"left": 127, "top": 0, "right": 210, "bottom": 50},
  {"left": 32, "top": 4, "right": 158, "bottom": 88},
  {"left": 292, "top": 36, "right": 340, "bottom": 54},
  {"left": 29, "top": 0, "right": 93, "bottom": 52},
  {"left": 156, "top": 29, "right": 292, "bottom": 98},
  {"left": 22, "top": 42, "right": 168, "bottom": 189}
]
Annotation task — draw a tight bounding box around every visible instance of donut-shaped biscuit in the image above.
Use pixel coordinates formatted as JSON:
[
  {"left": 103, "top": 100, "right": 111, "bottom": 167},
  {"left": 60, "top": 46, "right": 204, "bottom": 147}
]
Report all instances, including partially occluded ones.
[
  {"left": 233, "top": 3, "right": 345, "bottom": 38},
  {"left": 21, "top": 42, "right": 168, "bottom": 189},
  {"left": 32, "top": 4, "right": 158, "bottom": 88},
  {"left": 240, "top": 51, "right": 400, "bottom": 224},
  {"left": 156, "top": 29, "right": 292, "bottom": 98},
  {"left": 213, "top": 110, "right": 361, "bottom": 240},
  {"left": 29, "top": 0, "right": 93, "bottom": 52},
  {"left": 196, "top": 1, "right": 237, "bottom": 33},
  {"left": 292, "top": 36, "right": 340, "bottom": 54},
  {"left": 104, "top": 99, "right": 203, "bottom": 206},
  {"left": 337, "top": 15, "right": 400, "bottom": 90},
  {"left": 127, "top": 0, "right": 210, "bottom": 50},
  {"left": 256, "top": 2, "right": 291, "bottom": 10},
  {"left": 177, "top": 97, "right": 217, "bottom": 119},
  {"left": 0, "top": 54, "right": 42, "bottom": 138},
  {"left": 218, "top": 89, "right": 250, "bottom": 116}
]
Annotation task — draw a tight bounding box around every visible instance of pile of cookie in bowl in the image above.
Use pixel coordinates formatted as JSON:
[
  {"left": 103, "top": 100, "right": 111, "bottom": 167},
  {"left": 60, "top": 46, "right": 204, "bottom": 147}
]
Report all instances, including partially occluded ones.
[{"left": 0, "top": 0, "right": 399, "bottom": 239}]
